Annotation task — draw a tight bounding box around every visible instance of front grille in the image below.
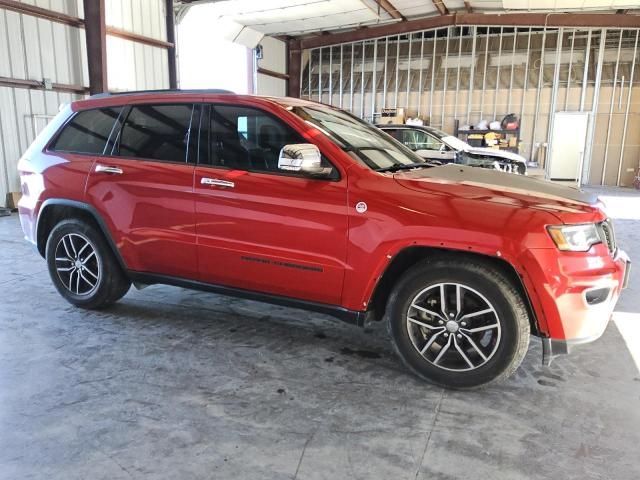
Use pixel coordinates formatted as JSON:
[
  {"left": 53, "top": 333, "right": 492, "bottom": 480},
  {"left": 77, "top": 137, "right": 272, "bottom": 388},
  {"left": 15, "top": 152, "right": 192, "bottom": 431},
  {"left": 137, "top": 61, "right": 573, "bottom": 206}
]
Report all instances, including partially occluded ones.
[{"left": 597, "top": 219, "right": 616, "bottom": 254}]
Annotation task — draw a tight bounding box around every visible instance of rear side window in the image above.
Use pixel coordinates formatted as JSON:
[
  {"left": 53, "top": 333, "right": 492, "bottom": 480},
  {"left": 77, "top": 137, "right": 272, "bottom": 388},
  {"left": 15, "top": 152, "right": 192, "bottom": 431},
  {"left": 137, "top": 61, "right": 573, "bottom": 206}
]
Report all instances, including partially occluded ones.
[
  {"left": 51, "top": 107, "right": 121, "bottom": 154},
  {"left": 116, "top": 104, "right": 195, "bottom": 162}
]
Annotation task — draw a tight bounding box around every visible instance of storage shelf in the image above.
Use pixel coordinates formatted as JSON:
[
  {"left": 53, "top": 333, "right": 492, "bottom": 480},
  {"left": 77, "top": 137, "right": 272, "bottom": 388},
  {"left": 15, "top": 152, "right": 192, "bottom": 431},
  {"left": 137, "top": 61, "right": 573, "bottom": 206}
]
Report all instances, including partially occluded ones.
[
  {"left": 456, "top": 129, "right": 519, "bottom": 135},
  {"left": 454, "top": 118, "right": 521, "bottom": 154}
]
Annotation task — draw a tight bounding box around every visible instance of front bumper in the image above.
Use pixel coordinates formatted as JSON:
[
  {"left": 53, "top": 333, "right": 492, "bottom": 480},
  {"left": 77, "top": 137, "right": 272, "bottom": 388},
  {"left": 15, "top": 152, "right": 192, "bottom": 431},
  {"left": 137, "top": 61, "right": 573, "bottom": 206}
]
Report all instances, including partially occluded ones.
[{"left": 521, "top": 246, "right": 630, "bottom": 365}]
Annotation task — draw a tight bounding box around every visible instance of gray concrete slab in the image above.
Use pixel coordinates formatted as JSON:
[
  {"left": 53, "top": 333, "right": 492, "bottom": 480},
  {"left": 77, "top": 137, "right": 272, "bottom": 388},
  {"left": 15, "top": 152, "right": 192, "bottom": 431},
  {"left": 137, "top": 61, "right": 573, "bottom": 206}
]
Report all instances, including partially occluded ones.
[{"left": 1, "top": 186, "right": 639, "bottom": 480}]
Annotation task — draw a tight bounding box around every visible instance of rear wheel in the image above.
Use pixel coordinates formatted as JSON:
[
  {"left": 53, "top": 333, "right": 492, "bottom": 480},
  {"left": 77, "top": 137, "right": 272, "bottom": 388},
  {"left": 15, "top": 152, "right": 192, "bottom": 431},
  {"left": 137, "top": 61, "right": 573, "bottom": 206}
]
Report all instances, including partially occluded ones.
[
  {"left": 45, "top": 219, "right": 130, "bottom": 309},
  {"left": 387, "top": 258, "right": 530, "bottom": 389}
]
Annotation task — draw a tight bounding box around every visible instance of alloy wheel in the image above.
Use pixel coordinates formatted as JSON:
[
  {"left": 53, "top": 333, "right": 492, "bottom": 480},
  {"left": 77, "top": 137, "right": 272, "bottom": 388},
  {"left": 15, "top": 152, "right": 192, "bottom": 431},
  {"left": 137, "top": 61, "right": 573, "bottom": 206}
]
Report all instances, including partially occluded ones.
[
  {"left": 406, "top": 283, "right": 501, "bottom": 372},
  {"left": 54, "top": 233, "right": 101, "bottom": 296}
]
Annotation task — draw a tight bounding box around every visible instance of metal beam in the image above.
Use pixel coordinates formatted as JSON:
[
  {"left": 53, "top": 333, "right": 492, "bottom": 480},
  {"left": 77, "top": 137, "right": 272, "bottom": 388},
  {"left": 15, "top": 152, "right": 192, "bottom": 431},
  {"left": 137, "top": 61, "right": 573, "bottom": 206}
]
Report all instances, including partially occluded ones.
[
  {"left": 0, "top": 0, "right": 176, "bottom": 50},
  {"left": 432, "top": 0, "right": 449, "bottom": 16},
  {"left": 582, "top": 29, "right": 607, "bottom": 185},
  {"left": 456, "top": 12, "right": 640, "bottom": 28},
  {"left": 0, "top": 0, "right": 83, "bottom": 27},
  {"left": 0, "top": 76, "right": 88, "bottom": 94},
  {"left": 300, "top": 15, "right": 453, "bottom": 49},
  {"left": 165, "top": 0, "right": 178, "bottom": 88},
  {"left": 106, "top": 26, "right": 173, "bottom": 49},
  {"left": 83, "top": 0, "right": 107, "bottom": 95},
  {"left": 288, "top": 40, "right": 302, "bottom": 97},
  {"left": 299, "top": 13, "right": 640, "bottom": 49},
  {"left": 376, "top": 0, "right": 405, "bottom": 21},
  {"left": 257, "top": 67, "right": 290, "bottom": 81},
  {"left": 617, "top": 31, "right": 639, "bottom": 186}
]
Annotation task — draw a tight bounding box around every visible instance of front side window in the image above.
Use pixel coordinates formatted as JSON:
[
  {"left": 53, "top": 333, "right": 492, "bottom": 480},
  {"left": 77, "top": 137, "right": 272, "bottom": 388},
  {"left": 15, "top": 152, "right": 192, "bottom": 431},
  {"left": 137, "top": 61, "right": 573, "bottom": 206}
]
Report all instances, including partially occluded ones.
[
  {"left": 116, "top": 104, "right": 195, "bottom": 162},
  {"left": 51, "top": 107, "right": 121, "bottom": 154},
  {"left": 201, "top": 104, "right": 333, "bottom": 175}
]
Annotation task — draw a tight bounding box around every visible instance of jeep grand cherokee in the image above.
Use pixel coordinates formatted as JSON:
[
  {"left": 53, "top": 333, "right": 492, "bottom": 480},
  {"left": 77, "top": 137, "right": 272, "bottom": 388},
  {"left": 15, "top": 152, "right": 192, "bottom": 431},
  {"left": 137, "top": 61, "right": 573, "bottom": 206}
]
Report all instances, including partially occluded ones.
[{"left": 17, "top": 90, "right": 630, "bottom": 388}]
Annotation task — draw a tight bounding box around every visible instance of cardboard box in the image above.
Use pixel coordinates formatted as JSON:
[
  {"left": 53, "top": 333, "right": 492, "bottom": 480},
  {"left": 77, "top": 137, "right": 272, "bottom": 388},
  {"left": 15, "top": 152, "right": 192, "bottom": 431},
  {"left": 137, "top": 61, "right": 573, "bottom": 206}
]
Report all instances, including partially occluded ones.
[
  {"left": 6, "top": 192, "right": 21, "bottom": 210},
  {"left": 378, "top": 108, "right": 405, "bottom": 125}
]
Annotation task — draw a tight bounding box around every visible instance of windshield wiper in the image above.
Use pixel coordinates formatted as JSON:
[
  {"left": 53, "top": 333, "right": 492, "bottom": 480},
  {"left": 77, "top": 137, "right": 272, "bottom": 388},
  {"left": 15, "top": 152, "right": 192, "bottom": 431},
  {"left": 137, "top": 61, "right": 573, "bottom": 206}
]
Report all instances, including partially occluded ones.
[{"left": 375, "top": 163, "right": 434, "bottom": 173}]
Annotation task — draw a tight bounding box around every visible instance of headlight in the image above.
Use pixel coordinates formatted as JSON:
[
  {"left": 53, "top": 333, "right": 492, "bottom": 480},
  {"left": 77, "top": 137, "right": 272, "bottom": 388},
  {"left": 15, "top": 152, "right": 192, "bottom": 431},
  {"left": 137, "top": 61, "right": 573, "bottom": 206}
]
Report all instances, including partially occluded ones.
[{"left": 547, "top": 224, "right": 602, "bottom": 252}]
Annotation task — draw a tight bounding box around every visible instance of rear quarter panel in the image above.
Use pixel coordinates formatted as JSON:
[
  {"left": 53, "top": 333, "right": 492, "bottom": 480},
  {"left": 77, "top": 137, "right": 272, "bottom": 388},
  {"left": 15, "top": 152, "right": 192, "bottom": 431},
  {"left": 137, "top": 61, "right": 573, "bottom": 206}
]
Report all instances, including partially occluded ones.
[{"left": 18, "top": 105, "right": 94, "bottom": 243}]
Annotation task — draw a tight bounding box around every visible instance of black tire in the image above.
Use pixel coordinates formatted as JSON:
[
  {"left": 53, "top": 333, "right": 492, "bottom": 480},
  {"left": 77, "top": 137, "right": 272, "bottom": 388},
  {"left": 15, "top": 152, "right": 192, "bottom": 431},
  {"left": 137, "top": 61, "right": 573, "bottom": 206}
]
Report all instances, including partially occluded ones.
[
  {"left": 45, "top": 218, "right": 131, "bottom": 309},
  {"left": 386, "top": 258, "right": 530, "bottom": 389}
]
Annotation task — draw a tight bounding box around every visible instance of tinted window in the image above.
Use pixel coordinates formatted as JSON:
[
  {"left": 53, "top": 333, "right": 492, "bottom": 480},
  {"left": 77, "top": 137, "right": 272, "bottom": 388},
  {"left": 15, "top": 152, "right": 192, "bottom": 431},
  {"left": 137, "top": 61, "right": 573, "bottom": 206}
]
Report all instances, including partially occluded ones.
[
  {"left": 51, "top": 107, "right": 121, "bottom": 154},
  {"left": 117, "top": 104, "right": 195, "bottom": 162},
  {"left": 290, "top": 105, "right": 424, "bottom": 170},
  {"left": 385, "top": 129, "right": 402, "bottom": 142},
  {"left": 204, "top": 105, "right": 321, "bottom": 173}
]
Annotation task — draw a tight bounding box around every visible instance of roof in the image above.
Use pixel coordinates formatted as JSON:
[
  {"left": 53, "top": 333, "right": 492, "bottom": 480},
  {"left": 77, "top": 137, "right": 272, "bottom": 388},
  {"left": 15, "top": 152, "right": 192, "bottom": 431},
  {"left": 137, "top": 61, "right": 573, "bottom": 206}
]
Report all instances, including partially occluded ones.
[
  {"left": 89, "top": 89, "right": 235, "bottom": 99},
  {"left": 71, "top": 91, "right": 319, "bottom": 111},
  {"left": 376, "top": 123, "right": 447, "bottom": 134},
  {"left": 175, "top": 0, "right": 640, "bottom": 38}
]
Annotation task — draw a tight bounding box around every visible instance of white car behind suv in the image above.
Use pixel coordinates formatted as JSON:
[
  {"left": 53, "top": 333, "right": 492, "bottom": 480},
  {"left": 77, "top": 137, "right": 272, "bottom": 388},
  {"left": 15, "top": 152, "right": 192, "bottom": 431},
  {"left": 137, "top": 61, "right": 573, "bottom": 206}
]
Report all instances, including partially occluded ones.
[{"left": 378, "top": 124, "right": 527, "bottom": 175}]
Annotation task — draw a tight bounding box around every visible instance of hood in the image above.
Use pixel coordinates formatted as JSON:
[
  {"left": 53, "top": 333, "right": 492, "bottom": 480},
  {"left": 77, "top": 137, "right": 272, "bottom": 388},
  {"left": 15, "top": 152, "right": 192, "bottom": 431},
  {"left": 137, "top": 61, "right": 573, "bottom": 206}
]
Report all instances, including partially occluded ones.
[
  {"left": 393, "top": 164, "right": 602, "bottom": 219},
  {"left": 465, "top": 146, "right": 526, "bottom": 164}
]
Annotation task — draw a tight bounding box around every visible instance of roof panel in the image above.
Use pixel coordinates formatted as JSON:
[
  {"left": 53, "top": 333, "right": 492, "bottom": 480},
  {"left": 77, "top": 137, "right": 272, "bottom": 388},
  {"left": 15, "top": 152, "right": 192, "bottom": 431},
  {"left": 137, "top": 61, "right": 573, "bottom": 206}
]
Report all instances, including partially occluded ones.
[
  {"left": 185, "top": 0, "right": 396, "bottom": 34},
  {"left": 503, "top": 0, "right": 639, "bottom": 9},
  {"left": 178, "top": 0, "right": 640, "bottom": 37},
  {"left": 390, "top": 0, "right": 438, "bottom": 18}
]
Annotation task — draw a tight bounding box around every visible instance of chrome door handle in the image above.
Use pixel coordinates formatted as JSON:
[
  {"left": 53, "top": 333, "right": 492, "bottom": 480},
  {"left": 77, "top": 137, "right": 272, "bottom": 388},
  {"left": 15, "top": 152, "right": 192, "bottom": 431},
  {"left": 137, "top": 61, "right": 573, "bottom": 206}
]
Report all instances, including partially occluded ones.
[
  {"left": 95, "top": 164, "right": 123, "bottom": 175},
  {"left": 201, "top": 177, "right": 235, "bottom": 188}
]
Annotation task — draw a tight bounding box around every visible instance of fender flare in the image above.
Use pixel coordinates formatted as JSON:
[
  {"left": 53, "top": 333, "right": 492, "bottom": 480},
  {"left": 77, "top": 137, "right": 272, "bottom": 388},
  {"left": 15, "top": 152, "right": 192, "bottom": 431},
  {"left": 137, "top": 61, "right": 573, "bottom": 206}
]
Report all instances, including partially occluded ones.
[
  {"left": 37, "top": 198, "right": 128, "bottom": 271},
  {"left": 359, "top": 242, "right": 547, "bottom": 336}
]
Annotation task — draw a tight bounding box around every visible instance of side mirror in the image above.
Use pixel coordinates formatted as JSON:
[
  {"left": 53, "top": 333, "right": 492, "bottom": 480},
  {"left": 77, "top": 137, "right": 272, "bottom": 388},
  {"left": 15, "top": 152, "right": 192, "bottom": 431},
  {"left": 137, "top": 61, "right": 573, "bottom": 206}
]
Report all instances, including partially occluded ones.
[{"left": 278, "top": 144, "right": 333, "bottom": 177}]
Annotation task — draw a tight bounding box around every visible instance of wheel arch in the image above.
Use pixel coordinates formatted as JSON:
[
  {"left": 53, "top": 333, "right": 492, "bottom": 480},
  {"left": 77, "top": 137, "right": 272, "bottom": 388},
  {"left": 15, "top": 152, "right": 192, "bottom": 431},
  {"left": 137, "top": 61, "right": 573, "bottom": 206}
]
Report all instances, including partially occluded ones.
[
  {"left": 366, "top": 246, "right": 541, "bottom": 336},
  {"left": 36, "top": 199, "right": 127, "bottom": 271}
]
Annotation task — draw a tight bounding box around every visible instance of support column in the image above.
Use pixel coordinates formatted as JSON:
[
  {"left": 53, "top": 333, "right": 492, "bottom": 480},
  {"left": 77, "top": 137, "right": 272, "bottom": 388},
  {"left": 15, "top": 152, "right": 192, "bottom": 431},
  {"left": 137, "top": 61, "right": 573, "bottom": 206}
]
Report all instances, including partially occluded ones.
[
  {"left": 165, "top": 0, "right": 178, "bottom": 89},
  {"left": 83, "top": 0, "right": 107, "bottom": 95},
  {"left": 288, "top": 39, "right": 301, "bottom": 97}
]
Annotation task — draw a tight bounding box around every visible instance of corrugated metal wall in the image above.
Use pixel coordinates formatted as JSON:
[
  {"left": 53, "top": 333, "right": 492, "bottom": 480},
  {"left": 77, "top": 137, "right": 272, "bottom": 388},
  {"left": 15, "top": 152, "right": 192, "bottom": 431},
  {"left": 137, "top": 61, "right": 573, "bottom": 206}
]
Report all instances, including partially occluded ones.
[
  {"left": 301, "top": 27, "right": 640, "bottom": 187},
  {"left": 106, "top": 0, "right": 169, "bottom": 91},
  {"left": 256, "top": 36, "right": 287, "bottom": 96},
  {"left": 0, "top": 0, "right": 169, "bottom": 207}
]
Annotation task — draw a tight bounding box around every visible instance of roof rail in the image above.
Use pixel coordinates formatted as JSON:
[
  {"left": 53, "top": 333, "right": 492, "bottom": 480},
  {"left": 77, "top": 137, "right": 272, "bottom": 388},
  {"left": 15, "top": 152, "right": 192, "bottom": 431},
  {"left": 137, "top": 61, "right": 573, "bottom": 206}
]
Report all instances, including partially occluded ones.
[{"left": 89, "top": 89, "right": 235, "bottom": 99}]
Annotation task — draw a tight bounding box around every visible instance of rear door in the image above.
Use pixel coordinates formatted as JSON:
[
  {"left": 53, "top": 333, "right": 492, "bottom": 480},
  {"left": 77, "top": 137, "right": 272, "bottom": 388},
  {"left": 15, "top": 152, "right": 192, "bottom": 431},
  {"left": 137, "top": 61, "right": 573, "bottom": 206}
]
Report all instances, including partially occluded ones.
[
  {"left": 85, "top": 102, "right": 200, "bottom": 279},
  {"left": 194, "top": 103, "right": 348, "bottom": 305}
]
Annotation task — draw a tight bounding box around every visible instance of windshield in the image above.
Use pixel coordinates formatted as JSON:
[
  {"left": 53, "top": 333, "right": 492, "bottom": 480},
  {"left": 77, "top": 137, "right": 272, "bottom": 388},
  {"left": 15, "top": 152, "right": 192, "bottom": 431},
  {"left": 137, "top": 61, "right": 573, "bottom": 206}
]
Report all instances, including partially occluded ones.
[
  {"left": 288, "top": 105, "right": 427, "bottom": 171},
  {"left": 421, "top": 126, "right": 470, "bottom": 151}
]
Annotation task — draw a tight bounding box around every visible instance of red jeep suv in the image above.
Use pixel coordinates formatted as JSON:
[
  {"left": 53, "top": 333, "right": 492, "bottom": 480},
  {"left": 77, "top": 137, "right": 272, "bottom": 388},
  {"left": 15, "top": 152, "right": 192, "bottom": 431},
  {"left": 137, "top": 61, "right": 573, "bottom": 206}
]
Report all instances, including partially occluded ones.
[{"left": 17, "top": 90, "right": 630, "bottom": 388}]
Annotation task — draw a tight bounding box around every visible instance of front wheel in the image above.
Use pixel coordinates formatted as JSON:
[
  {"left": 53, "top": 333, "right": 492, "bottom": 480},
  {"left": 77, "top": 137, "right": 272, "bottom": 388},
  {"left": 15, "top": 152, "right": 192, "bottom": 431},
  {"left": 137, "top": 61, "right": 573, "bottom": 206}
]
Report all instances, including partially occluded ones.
[
  {"left": 45, "top": 219, "right": 131, "bottom": 309},
  {"left": 387, "top": 258, "right": 530, "bottom": 389}
]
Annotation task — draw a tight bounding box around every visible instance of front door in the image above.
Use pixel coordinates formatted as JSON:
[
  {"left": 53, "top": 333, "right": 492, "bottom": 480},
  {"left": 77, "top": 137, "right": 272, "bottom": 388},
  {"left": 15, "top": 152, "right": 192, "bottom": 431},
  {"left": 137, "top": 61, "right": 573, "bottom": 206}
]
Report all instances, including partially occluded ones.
[
  {"left": 194, "top": 104, "right": 348, "bottom": 305},
  {"left": 548, "top": 112, "right": 589, "bottom": 181},
  {"left": 85, "top": 103, "right": 199, "bottom": 279}
]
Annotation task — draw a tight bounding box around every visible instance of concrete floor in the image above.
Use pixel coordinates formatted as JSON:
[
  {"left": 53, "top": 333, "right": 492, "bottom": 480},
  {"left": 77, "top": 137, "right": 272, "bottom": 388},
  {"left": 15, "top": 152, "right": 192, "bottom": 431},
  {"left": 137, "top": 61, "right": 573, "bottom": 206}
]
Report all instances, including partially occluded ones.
[{"left": 1, "top": 187, "right": 640, "bottom": 480}]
